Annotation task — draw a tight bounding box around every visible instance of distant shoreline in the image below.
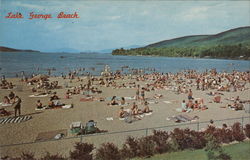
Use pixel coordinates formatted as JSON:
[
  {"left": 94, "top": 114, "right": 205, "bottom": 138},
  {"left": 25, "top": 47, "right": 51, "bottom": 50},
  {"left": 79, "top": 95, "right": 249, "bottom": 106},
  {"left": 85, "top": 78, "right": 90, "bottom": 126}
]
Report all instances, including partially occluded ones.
[{"left": 0, "top": 46, "right": 40, "bottom": 53}]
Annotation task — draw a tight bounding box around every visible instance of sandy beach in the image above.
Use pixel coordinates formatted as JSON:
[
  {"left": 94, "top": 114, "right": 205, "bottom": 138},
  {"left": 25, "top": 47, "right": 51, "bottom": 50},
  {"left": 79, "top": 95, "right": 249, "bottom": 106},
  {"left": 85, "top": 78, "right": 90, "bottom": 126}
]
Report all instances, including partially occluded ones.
[{"left": 0, "top": 71, "right": 249, "bottom": 158}]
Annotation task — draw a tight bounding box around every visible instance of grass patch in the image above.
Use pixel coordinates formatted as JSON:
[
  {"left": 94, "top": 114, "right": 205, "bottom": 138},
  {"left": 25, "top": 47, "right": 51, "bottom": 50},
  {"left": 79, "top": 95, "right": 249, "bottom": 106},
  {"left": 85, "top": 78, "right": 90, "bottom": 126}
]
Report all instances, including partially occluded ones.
[{"left": 133, "top": 141, "right": 250, "bottom": 160}]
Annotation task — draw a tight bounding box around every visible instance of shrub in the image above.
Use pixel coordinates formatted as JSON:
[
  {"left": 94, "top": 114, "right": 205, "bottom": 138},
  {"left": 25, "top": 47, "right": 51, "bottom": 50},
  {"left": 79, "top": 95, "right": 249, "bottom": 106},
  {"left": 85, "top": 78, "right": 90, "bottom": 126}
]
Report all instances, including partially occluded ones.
[
  {"left": 189, "top": 130, "right": 207, "bottom": 149},
  {"left": 123, "top": 136, "right": 140, "bottom": 157},
  {"left": 151, "top": 130, "right": 170, "bottom": 154},
  {"left": 170, "top": 128, "right": 189, "bottom": 150},
  {"left": 170, "top": 128, "right": 205, "bottom": 150},
  {"left": 137, "top": 136, "right": 155, "bottom": 158},
  {"left": 232, "top": 122, "right": 245, "bottom": 142},
  {"left": 119, "top": 144, "right": 133, "bottom": 160},
  {"left": 168, "top": 137, "right": 180, "bottom": 152},
  {"left": 96, "top": 143, "right": 121, "bottom": 160},
  {"left": 204, "top": 126, "right": 234, "bottom": 144},
  {"left": 40, "top": 152, "right": 66, "bottom": 160},
  {"left": 20, "top": 152, "right": 36, "bottom": 160},
  {"left": 0, "top": 156, "right": 10, "bottom": 160},
  {"left": 216, "top": 128, "right": 234, "bottom": 144},
  {"left": 244, "top": 124, "right": 250, "bottom": 138},
  {"left": 70, "top": 142, "right": 94, "bottom": 160}
]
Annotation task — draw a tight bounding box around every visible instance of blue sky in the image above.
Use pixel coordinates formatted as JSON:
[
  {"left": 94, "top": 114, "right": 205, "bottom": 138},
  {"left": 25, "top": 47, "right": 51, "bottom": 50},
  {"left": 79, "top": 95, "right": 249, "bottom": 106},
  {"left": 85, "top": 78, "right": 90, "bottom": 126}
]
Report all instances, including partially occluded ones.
[{"left": 0, "top": 0, "right": 249, "bottom": 52}]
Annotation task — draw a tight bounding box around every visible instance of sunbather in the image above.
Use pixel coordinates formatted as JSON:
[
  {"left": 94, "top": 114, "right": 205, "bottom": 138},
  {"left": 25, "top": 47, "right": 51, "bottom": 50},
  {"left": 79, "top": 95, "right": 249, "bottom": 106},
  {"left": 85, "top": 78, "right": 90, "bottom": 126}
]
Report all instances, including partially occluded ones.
[
  {"left": 48, "top": 99, "right": 55, "bottom": 108},
  {"left": 50, "top": 92, "right": 59, "bottom": 100},
  {"left": 36, "top": 100, "right": 43, "bottom": 109},
  {"left": 0, "top": 108, "right": 10, "bottom": 116},
  {"left": 108, "top": 96, "right": 118, "bottom": 105},
  {"left": 181, "top": 100, "right": 187, "bottom": 112},
  {"left": 3, "top": 96, "right": 10, "bottom": 104},
  {"left": 131, "top": 102, "right": 140, "bottom": 115},
  {"left": 120, "top": 97, "right": 125, "bottom": 105},
  {"left": 213, "top": 96, "right": 221, "bottom": 103},
  {"left": 142, "top": 101, "right": 151, "bottom": 113},
  {"left": 118, "top": 107, "right": 128, "bottom": 118},
  {"left": 188, "top": 89, "right": 193, "bottom": 100},
  {"left": 9, "top": 91, "right": 15, "bottom": 100}
]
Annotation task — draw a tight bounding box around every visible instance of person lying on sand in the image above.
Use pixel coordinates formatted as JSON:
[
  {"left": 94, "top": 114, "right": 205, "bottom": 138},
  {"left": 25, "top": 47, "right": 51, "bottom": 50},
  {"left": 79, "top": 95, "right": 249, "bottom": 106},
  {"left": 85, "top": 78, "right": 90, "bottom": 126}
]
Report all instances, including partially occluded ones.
[
  {"left": 154, "top": 94, "right": 163, "bottom": 99},
  {"left": 227, "top": 101, "right": 244, "bottom": 111},
  {"left": 226, "top": 96, "right": 240, "bottom": 101},
  {"left": 0, "top": 108, "right": 10, "bottom": 116},
  {"left": 213, "top": 95, "right": 221, "bottom": 103}
]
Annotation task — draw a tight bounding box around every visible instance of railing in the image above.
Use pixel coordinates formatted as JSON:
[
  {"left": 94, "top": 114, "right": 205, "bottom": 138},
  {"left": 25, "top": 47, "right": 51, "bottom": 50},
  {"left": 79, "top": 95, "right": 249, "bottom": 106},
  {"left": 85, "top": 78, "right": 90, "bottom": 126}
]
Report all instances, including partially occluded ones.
[{"left": 0, "top": 116, "right": 249, "bottom": 148}]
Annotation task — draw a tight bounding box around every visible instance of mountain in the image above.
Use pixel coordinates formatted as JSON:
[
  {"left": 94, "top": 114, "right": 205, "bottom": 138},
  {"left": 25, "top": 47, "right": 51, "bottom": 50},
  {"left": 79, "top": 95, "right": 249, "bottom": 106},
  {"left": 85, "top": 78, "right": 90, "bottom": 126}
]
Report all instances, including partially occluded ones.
[
  {"left": 112, "top": 26, "right": 250, "bottom": 59},
  {"left": 0, "top": 46, "right": 39, "bottom": 52},
  {"left": 52, "top": 48, "right": 80, "bottom": 53},
  {"left": 146, "top": 26, "right": 250, "bottom": 48}
]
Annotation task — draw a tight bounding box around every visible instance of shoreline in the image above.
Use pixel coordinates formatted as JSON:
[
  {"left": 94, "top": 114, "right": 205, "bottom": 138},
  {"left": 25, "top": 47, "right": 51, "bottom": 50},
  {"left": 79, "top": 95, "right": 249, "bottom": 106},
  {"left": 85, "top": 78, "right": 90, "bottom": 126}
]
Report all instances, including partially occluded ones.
[{"left": 112, "top": 53, "right": 250, "bottom": 61}]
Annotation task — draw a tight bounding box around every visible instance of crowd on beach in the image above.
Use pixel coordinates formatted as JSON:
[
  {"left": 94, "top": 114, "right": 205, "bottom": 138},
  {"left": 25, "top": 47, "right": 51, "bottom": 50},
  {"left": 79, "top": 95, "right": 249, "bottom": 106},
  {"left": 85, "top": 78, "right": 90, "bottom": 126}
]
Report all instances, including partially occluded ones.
[{"left": 1, "top": 67, "right": 250, "bottom": 123}]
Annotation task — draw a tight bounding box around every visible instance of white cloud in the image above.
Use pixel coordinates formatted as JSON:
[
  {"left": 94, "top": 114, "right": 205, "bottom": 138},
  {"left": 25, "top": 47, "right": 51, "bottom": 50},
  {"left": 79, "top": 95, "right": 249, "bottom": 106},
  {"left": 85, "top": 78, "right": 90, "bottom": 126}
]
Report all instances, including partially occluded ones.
[
  {"left": 182, "top": 6, "right": 210, "bottom": 21},
  {"left": 10, "top": 1, "right": 86, "bottom": 12},
  {"left": 107, "top": 15, "right": 121, "bottom": 20},
  {"left": 141, "top": 10, "right": 149, "bottom": 16},
  {"left": 11, "top": 1, "right": 46, "bottom": 11},
  {"left": 34, "top": 21, "right": 63, "bottom": 31}
]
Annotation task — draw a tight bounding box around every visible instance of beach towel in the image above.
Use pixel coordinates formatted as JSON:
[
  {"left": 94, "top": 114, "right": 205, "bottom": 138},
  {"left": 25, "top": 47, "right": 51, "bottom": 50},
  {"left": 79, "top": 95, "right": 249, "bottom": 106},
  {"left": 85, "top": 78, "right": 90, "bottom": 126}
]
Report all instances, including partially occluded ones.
[
  {"left": 0, "top": 115, "right": 32, "bottom": 125},
  {"left": 35, "top": 107, "right": 45, "bottom": 111},
  {"left": 145, "top": 112, "right": 152, "bottom": 116},
  {"left": 124, "top": 96, "right": 136, "bottom": 100},
  {"left": 148, "top": 101, "right": 158, "bottom": 104},
  {"left": 163, "top": 101, "right": 172, "bottom": 104},
  {"left": 0, "top": 102, "right": 12, "bottom": 107},
  {"left": 29, "top": 94, "right": 48, "bottom": 98},
  {"left": 35, "top": 129, "right": 67, "bottom": 142},
  {"left": 80, "top": 97, "right": 94, "bottom": 102},
  {"left": 62, "top": 104, "right": 72, "bottom": 109},
  {"left": 106, "top": 96, "right": 121, "bottom": 101},
  {"left": 82, "top": 91, "right": 94, "bottom": 95},
  {"left": 166, "top": 115, "right": 199, "bottom": 123},
  {"left": 106, "top": 117, "right": 114, "bottom": 121},
  {"left": 175, "top": 108, "right": 182, "bottom": 112}
]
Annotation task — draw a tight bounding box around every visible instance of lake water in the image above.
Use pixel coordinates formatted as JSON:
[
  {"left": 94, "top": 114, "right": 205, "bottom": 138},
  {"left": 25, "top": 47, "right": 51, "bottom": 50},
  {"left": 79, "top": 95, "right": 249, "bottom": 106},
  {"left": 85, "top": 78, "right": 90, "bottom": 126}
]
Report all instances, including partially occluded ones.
[{"left": 0, "top": 52, "right": 249, "bottom": 78}]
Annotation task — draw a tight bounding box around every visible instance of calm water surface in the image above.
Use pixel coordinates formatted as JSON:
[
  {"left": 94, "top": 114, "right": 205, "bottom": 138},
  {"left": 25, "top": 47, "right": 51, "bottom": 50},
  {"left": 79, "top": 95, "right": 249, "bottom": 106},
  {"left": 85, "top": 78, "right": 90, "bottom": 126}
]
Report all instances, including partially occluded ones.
[{"left": 0, "top": 52, "right": 249, "bottom": 77}]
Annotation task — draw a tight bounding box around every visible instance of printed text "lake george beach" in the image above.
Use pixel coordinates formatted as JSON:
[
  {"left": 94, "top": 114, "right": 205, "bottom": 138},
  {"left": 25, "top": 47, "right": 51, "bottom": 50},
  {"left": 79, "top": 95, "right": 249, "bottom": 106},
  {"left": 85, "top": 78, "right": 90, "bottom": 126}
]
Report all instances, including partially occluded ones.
[{"left": 5, "top": 12, "right": 79, "bottom": 20}]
